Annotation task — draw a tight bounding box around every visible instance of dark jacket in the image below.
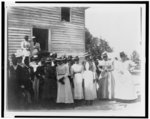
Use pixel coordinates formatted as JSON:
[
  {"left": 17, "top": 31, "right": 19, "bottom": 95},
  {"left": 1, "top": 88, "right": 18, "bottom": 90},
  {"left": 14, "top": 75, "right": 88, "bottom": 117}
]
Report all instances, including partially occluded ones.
[
  {"left": 22, "top": 65, "right": 34, "bottom": 91},
  {"left": 9, "top": 65, "right": 23, "bottom": 91}
]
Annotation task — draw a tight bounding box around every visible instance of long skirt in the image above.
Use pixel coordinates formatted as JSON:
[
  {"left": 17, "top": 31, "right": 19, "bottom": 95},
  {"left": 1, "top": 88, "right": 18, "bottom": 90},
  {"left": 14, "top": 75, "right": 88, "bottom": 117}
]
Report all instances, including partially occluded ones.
[
  {"left": 56, "top": 77, "right": 74, "bottom": 103},
  {"left": 73, "top": 73, "right": 84, "bottom": 99},
  {"left": 97, "top": 72, "right": 115, "bottom": 99},
  {"left": 113, "top": 71, "right": 137, "bottom": 100},
  {"left": 42, "top": 77, "right": 57, "bottom": 100},
  {"left": 83, "top": 71, "right": 97, "bottom": 100}
]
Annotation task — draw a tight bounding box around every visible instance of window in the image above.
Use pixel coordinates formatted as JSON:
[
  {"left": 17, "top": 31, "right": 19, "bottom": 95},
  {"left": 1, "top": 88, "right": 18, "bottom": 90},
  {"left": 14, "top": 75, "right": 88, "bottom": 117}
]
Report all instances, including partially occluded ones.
[{"left": 61, "top": 7, "right": 70, "bottom": 22}]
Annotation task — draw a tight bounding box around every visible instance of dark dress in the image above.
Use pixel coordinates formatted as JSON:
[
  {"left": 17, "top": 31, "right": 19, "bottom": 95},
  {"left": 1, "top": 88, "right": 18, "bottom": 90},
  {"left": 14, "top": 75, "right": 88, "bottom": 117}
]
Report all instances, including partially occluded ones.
[
  {"left": 42, "top": 63, "right": 57, "bottom": 100},
  {"left": 35, "top": 65, "right": 45, "bottom": 101},
  {"left": 8, "top": 65, "right": 23, "bottom": 109},
  {"left": 22, "top": 65, "right": 34, "bottom": 102}
]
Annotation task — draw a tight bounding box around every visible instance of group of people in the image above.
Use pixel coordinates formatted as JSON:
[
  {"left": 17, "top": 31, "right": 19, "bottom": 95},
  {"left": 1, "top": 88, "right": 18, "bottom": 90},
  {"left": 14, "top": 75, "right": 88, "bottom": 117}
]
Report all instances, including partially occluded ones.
[{"left": 7, "top": 35, "right": 138, "bottom": 109}]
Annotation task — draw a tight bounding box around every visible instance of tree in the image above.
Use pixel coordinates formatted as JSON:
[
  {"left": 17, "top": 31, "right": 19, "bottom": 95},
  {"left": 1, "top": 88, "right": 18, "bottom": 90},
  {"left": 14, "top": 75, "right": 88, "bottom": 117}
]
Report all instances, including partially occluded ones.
[
  {"left": 85, "top": 28, "right": 113, "bottom": 59},
  {"left": 85, "top": 28, "right": 93, "bottom": 51}
]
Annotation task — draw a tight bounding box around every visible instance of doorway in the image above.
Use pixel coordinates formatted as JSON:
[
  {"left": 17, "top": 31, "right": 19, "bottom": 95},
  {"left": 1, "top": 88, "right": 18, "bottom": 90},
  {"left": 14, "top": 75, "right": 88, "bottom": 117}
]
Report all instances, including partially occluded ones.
[{"left": 32, "top": 28, "right": 49, "bottom": 51}]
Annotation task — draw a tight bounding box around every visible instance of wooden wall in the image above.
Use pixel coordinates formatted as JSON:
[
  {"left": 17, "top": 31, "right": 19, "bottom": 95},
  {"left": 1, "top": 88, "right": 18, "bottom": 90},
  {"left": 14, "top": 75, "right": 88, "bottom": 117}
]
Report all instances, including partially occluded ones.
[{"left": 7, "top": 7, "right": 85, "bottom": 57}]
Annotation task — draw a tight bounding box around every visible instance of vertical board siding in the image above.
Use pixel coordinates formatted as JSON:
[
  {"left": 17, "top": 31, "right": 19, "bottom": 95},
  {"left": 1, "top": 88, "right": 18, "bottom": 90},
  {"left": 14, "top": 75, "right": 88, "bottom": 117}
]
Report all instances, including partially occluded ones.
[{"left": 7, "top": 7, "right": 85, "bottom": 56}]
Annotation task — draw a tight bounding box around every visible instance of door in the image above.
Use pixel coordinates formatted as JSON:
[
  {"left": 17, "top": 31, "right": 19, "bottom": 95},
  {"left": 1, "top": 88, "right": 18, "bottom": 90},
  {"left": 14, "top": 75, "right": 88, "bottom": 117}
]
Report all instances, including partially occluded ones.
[{"left": 32, "top": 28, "right": 49, "bottom": 51}]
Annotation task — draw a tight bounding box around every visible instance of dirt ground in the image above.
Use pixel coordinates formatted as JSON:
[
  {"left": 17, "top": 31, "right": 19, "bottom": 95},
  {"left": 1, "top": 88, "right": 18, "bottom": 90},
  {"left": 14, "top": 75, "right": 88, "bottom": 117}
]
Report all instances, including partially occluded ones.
[{"left": 8, "top": 73, "right": 144, "bottom": 116}]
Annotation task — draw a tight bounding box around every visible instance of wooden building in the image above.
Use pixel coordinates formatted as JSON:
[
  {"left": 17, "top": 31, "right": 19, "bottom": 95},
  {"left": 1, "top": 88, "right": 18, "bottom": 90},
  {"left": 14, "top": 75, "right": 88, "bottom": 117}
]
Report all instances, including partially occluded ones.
[{"left": 7, "top": 7, "right": 87, "bottom": 57}]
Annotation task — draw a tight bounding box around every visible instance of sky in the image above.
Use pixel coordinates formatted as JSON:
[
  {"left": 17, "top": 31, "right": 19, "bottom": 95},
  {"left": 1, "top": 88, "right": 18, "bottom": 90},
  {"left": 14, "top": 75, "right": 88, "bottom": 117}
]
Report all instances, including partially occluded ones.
[{"left": 85, "top": 5, "right": 142, "bottom": 58}]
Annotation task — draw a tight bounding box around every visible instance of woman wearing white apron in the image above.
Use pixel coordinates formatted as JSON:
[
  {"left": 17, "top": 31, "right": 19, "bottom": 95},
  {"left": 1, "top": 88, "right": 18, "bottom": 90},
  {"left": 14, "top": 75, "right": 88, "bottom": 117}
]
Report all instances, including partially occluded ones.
[{"left": 82, "top": 60, "right": 97, "bottom": 105}]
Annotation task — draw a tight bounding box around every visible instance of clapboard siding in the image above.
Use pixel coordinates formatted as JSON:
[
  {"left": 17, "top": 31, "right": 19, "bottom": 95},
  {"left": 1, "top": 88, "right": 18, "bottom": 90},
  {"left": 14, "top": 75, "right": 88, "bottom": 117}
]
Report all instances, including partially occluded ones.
[
  {"left": 51, "top": 21, "right": 85, "bottom": 54},
  {"left": 8, "top": 25, "right": 31, "bottom": 55},
  {"left": 71, "top": 8, "right": 85, "bottom": 25},
  {"left": 7, "top": 7, "right": 86, "bottom": 56}
]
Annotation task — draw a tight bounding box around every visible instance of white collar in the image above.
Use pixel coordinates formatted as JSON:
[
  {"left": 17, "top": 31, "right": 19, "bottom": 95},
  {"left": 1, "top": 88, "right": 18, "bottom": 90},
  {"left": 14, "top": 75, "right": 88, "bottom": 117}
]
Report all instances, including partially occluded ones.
[{"left": 13, "top": 65, "right": 18, "bottom": 70}]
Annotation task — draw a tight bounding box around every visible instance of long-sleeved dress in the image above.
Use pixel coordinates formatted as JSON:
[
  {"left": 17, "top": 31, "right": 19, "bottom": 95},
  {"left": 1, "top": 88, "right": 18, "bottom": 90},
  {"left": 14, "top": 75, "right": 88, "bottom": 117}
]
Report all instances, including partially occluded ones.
[
  {"left": 31, "top": 42, "right": 41, "bottom": 56},
  {"left": 113, "top": 60, "right": 137, "bottom": 100},
  {"left": 56, "top": 64, "right": 74, "bottom": 103},
  {"left": 71, "top": 63, "right": 84, "bottom": 100},
  {"left": 21, "top": 40, "right": 31, "bottom": 57},
  {"left": 22, "top": 65, "right": 34, "bottom": 102},
  {"left": 42, "top": 63, "right": 57, "bottom": 100},
  {"left": 82, "top": 62, "right": 97, "bottom": 100},
  {"left": 97, "top": 60, "right": 115, "bottom": 99}
]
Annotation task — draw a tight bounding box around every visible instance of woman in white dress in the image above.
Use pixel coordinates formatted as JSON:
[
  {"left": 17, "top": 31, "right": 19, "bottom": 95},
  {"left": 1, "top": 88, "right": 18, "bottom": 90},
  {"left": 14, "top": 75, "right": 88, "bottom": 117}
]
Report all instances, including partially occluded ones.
[
  {"left": 71, "top": 57, "right": 84, "bottom": 101},
  {"left": 89, "top": 57, "right": 97, "bottom": 100},
  {"left": 56, "top": 58, "right": 74, "bottom": 104},
  {"left": 21, "top": 35, "right": 31, "bottom": 62},
  {"left": 114, "top": 52, "right": 137, "bottom": 100},
  {"left": 82, "top": 60, "right": 97, "bottom": 105},
  {"left": 97, "top": 53, "right": 115, "bottom": 100}
]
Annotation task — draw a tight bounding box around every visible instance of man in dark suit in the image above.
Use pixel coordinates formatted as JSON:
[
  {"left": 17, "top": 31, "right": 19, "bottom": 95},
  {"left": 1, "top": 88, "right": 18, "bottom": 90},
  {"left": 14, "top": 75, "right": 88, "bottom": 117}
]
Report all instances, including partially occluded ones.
[
  {"left": 8, "top": 56, "right": 23, "bottom": 109},
  {"left": 22, "top": 57, "right": 34, "bottom": 104},
  {"left": 35, "top": 59, "right": 45, "bottom": 102}
]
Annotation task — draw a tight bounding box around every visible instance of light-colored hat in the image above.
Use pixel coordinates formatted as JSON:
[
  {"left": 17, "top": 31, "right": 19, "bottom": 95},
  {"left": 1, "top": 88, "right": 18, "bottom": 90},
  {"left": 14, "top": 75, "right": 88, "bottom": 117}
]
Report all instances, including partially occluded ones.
[{"left": 15, "top": 50, "right": 23, "bottom": 58}]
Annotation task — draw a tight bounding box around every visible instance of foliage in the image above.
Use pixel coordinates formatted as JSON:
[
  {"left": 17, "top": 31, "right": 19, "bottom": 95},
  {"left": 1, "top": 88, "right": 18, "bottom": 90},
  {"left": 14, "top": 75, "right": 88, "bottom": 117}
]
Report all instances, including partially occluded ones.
[{"left": 85, "top": 28, "right": 113, "bottom": 59}]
